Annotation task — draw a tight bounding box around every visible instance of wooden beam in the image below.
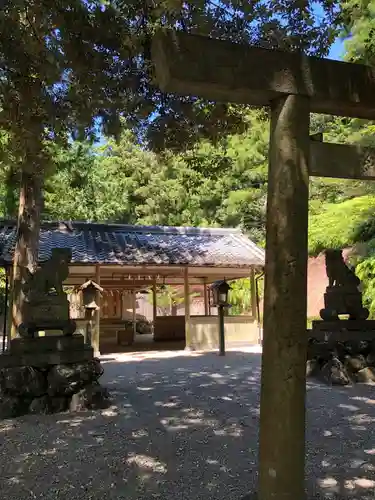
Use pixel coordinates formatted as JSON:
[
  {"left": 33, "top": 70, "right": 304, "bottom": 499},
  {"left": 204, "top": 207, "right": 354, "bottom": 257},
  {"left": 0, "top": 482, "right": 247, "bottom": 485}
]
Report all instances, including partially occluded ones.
[
  {"left": 68, "top": 266, "right": 254, "bottom": 279},
  {"left": 260, "top": 95, "right": 309, "bottom": 500},
  {"left": 310, "top": 141, "right": 375, "bottom": 180},
  {"left": 99, "top": 280, "right": 154, "bottom": 288},
  {"left": 152, "top": 31, "right": 375, "bottom": 120}
]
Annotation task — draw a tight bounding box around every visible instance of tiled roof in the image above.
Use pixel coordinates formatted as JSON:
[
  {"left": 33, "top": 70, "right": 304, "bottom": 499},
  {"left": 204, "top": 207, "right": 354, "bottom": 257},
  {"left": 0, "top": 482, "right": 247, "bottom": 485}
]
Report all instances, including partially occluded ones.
[{"left": 0, "top": 220, "right": 265, "bottom": 268}]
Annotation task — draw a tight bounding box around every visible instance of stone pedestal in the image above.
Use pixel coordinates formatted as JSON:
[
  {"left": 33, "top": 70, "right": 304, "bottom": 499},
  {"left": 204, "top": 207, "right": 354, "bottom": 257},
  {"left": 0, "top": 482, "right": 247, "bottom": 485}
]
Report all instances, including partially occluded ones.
[
  {"left": 320, "top": 287, "right": 369, "bottom": 320},
  {"left": 313, "top": 319, "right": 375, "bottom": 331},
  {"left": 0, "top": 335, "right": 111, "bottom": 419},
  {"left": 19, "top": 295, "right": 76, "bottom": 337}
]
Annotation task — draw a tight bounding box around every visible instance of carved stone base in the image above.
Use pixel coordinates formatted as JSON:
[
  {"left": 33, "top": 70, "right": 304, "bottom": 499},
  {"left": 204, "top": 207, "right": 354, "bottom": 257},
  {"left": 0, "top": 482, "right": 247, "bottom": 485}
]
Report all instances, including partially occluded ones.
[
  {"left": 312, "top": 320, "right": 375, "bottom": 338},
  {"left": 0, "top": 341, "right": 93, "bottom": 369},
  {"left": 10, "top": 334, "right": 85, "bottom": 355},
  {"left": 24, "top": 294, "right": 70, "bottom": 322},
  {"left": 313, "top": 319, "right": 375, "bottom": 330},
  {"left": 18, "top": 320, "right": 76, "bottom": 338},
  {"left": 320, "top": 287, "right": 369, "bottom": 321},
  {"left": 19, "top": 296, "right": 76, "bottom": 338}
]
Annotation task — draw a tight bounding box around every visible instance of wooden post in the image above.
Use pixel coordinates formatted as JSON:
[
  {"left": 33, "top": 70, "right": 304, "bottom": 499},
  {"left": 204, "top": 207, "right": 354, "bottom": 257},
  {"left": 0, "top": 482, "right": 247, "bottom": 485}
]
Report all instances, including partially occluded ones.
[
  {"left": 152, "top": 279, "right": 157, "bottom": 336},
  {"left": 251, "top": 268, "right": 262, "bottom": 345},
  {"left": 184, "top": 267, "right": 192, "bottom": 349},
  {"left": 250, "top": 268, "right": 257, "bottom": 319},
  {"left": 152, "top": 279, "right": 157, "bottom": 320},
  {"left": 259, "top": 95, "right": 310, "bottom": 500},
  {"left": 85, "top": 309, "right": 94, "bottom": 347},
  {"left": 132, "top": 291, "right": 137, "bottom": 338},
  {"left": 92, "top": 264, "right": 101, "bottom": 356},
  {"left": 218, "top": 305, "right": 225, "bottom": 356},
  {"left": 203, "top": 278, "right": 209, "bottom": 316}
]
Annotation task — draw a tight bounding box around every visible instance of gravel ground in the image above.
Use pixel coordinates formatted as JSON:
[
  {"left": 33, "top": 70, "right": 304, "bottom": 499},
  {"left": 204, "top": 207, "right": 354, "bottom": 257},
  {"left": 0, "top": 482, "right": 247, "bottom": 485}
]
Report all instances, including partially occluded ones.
[{"left": 1, "top": 346, "right": 375, "bottom": 500}]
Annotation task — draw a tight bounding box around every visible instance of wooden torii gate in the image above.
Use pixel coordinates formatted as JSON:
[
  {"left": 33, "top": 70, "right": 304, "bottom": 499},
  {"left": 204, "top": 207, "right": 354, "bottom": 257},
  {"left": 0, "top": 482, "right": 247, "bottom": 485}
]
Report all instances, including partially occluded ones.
[{"left": 151, "top": 31, "right": 375, "bottom": 500}]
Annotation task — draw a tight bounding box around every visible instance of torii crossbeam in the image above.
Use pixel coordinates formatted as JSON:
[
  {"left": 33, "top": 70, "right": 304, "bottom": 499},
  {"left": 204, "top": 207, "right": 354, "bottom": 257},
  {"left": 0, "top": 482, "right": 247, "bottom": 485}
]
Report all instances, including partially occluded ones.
[{"left": 151, "top": 30, "right": 375, "bottom": 500}]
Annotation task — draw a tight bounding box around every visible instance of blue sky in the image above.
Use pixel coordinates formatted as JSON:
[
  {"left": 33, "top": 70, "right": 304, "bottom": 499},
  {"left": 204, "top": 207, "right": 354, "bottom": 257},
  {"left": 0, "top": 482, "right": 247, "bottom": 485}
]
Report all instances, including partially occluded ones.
[
  {"left": 313, "top": 1, "right": 346, "bottom": 61},
  {"left": 328, "top": 37, "right": 345, "bottom": 61}
]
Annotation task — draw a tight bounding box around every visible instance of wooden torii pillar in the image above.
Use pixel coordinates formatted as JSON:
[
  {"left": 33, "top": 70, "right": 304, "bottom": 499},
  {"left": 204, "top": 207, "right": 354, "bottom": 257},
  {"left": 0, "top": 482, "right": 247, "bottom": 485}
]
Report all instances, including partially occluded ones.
[{"left": 152, "top": 31, "right": 375, "bottom": 500}]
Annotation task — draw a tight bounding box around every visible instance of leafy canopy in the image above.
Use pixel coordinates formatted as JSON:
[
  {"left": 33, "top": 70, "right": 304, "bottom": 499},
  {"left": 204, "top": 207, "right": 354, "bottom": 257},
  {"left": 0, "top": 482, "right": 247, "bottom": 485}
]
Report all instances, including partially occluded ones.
[
  {"left": 0, "top": 0, "right": 342, "bottom": 162},
  {"left": 341, "top": 0, "right": 375, "bottom": 65}
]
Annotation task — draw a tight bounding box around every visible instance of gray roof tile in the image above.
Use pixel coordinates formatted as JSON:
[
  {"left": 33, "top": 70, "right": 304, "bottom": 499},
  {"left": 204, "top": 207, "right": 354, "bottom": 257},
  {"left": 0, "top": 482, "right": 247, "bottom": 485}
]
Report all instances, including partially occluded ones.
[{"left": 0, "top": 221, "right": 265, "bottom": 268}]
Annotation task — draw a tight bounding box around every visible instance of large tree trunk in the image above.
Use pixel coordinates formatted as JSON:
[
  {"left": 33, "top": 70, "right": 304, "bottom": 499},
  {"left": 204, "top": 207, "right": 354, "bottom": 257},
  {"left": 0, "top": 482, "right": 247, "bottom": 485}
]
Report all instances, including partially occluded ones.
[{"left": 10, "top": 171, "right": 43, "bottom": 338}]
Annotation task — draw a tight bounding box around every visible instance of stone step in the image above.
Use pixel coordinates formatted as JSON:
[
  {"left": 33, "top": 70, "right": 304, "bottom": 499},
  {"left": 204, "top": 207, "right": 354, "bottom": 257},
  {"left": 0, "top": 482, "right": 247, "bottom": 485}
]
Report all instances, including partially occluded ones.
[{"left": 9, "top": 335, "right": 85, "bottom": 354}]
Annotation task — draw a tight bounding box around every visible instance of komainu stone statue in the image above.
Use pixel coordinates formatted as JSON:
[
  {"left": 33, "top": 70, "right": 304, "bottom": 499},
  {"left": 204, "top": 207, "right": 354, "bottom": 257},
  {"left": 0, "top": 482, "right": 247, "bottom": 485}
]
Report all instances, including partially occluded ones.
[
  {"left": 320, "top": 249, "right": 369, "bottom": 321},
  {"left": 22, "top": 248, "right": 71, "bottom": 299},
  {"left": 18, "top": 248, "right": 76, "bottom": 337},
  {"left": 325, "top": 249, "right": 360, "bottom": 289}
]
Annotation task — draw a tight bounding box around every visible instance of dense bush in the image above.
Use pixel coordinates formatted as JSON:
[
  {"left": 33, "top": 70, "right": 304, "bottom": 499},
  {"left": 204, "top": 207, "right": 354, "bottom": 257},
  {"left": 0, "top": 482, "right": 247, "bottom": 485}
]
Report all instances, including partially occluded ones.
[
  {"left": 308, "top": 195, "right": 375, "bottom": 255},
  {"left": 356, "top": 258, "right": 375, "bottom": 319}
]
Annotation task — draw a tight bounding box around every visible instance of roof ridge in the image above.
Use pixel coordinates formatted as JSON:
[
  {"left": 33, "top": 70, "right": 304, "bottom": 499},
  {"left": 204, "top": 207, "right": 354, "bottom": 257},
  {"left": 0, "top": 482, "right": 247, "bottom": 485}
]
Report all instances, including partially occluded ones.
[
  {"left": 231, "top": 233, "right": 266, "bottom": 259},
  {"left": 0, "top": 219, "right": 244, "bottom": 236}
]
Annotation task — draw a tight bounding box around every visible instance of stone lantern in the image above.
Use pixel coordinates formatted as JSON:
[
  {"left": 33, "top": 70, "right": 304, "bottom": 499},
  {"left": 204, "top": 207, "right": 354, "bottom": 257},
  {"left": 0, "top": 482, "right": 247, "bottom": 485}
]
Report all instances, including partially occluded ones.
[
  {"left": 210, "top": 280, "right": 231, "bottom": 307},
  {"left": 78, "top": 280, "right": 103, "bottom": 346},
  {"left": 79, "top": 280, "right": 103, "bottom": 311},
  {"left": 210, "top": 280, "right": 231, "bottom": 356}
]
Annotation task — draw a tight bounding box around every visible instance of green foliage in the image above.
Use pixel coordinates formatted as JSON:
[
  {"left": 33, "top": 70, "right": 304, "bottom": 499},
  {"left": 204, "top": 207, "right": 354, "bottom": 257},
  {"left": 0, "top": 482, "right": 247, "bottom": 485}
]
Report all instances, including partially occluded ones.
[
  {"left": 43, "top": 142, "right": 98, "bottom": 221},
  {"left": 0, "top": 1, "right": 134, "bottom": 181},
  {"left": 147, "top": 285, "right": 199, "bottom": 315},
  {"left": 307, "top": 316, "right": 321, "bottom": 329},
  {"left": 228, "top": 274, "right": 265, "bottom": 316},
  {"left": 309, "top": 195, "right": 375, "bottom": 255},
  {"left": 307, "top": 116, "right": 375, "bottom": 264},
  {"left": 356, "top": 258, "right": 375, "bottom": 318},
  {"left": 155, "top": 286, "right": 185, "bottom": 309},
  {"left": 38, "top": 110, "right": 270, "bottom": 240},
  {"left": 341, "top": 0, "right": 375, "bottom": 65},
  {"left": 27, "top": 111, "right": 375, "bottom": 261},
  {"left": 0, "top": 1, "right": 340, "bottom": 163},
  {"left": 228, "top": 279, "right": 252, "bottom": 316},
  {"left": 0, "top": 268, "right": 7, "bottom": 315}
]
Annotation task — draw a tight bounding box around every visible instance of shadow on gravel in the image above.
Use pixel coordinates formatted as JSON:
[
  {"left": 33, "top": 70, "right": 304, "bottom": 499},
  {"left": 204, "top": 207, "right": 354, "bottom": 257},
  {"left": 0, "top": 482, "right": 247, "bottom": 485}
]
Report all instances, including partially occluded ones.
[
  {"left": 306, "top": 378, "right": 375, "bottom": 499},
  {"left": 0, "top": 350, "right": 375, "bottom": 500}
]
